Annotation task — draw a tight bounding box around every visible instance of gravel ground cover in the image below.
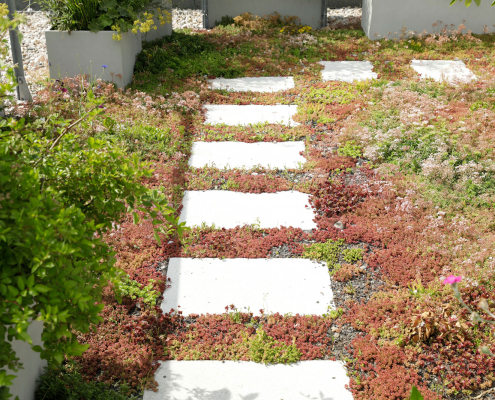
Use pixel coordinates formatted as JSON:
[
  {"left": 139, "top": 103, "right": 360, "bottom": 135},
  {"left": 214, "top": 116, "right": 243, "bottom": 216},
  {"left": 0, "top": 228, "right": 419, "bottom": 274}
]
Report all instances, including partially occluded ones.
[{"left": 9, "top": 8, "right": 495, "bottom": 400}]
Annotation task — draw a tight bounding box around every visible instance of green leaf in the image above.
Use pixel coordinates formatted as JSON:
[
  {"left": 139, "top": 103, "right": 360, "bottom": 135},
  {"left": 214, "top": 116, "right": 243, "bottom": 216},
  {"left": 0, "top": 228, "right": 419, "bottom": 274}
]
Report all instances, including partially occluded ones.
[
  {"left": 153, "top": 231, "right": 162, "bottom": 246},
  {"left": 17, "top": 276, "right": 25, "bottom": 291},
  {"left": 465, "top": 0, "right": 472, "bottom": 6},
  {"left": 132, "top": 212, "right": 140, "bottom": 225},
  {"left": 88, "top": 19, "right": 104, "bottom": 32},
  {"left": 98, "top": 13, "right": 113, "bottom": 28},
  {"left": 474, "top": 0, "right": 481, "bottom": 5},
  {"left": 53, "top": 352, "right": 64, "bottom": 364},
  {"left": 34, "top": 284, "right": 51, "bottom": 293},
  {"left": 409, "top": 386, "right": 424, "bottom": 400}
]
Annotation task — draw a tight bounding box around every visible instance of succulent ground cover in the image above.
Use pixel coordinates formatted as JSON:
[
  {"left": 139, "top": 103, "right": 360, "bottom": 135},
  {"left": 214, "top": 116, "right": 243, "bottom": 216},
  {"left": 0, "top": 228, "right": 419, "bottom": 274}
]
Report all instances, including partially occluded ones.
[{"left": 28, "top": 15, "right": 495, "bottom": 400}]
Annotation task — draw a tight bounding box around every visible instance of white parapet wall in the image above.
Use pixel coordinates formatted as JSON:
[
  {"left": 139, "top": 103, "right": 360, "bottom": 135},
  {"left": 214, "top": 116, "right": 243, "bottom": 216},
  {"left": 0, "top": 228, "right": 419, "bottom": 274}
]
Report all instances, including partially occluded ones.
[
  {"left": 3, "top": 320, "right": 47, "bottom": 400},
  {"left": 46, "top": 30, "right": 142, "bottom": 88},
  {"left": 204, "top": 0, "right": 327, "bottom": 29},
  {"left": 362, "top": 0, "right": 495, "bottom": 40}
]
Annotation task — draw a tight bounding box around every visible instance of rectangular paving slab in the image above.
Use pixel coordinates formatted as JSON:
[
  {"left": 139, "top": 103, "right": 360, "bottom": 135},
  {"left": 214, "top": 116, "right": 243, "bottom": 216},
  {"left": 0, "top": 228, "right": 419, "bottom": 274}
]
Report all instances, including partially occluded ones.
[
  {"left": 188, "top": 141, "right": 306, "bottom": 169},
  {"left": 209, "top": 76, "right": 295, "bottom": 92},
  {"left": 319, "top": 60, "right": 377, "bottom": 82},
  {"left": 411, "top": 60, "right": 476, "bottom": 83},
  {"left": 179, "top": 190, "right": 316, "bottom": 230},
  {"left": 204, "top": 105, "right": 299, "bottom": 126},
  {"left": 144, "top": 360, "right": 353, "bottom": 400},
  {"left": 161, "top": 258, "right": 334, "bottom": 316}
]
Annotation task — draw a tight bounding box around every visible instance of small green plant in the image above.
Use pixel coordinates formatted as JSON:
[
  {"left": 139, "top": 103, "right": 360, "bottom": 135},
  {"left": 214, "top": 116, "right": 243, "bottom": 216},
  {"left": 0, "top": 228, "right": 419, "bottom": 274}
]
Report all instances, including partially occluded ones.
[
  {"left": 408, "top": 385, "right": 424, "bottom": 400},
  {"left": 328, "top": 308, "right": 344, "bottom": 319},
  {"left": 248, "top": 328, "right": 301, "bottom": 364},
  {"left": 115, "top": 277, "right": 160, "bottom": 306},
  {"left": 337, "top": 141, "right": 362, "bottom": 158},
  {"left": 342, "top": 248, "right": 364, "bottom": 263},
  {"left": 216, "top": 15, "right": 235, "bottom": 27},
  {"left": 35, "top": 363, "right": 139, "bottom": 400},
  {"left": 302, "top": 239, "right": 344, "bottom": 269}
]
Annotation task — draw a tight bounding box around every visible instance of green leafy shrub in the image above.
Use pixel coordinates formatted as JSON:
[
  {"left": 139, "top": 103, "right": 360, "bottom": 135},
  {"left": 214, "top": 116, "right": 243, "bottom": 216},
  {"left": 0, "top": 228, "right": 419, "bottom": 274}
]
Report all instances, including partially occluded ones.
[
  {"left": 342, "top": 248, "right": 364, "bottom": 263},
  {"left": 215, "top": 15, "right": 235, "bottom": 27},
  {"left": 248, "top": 328, "right": 301, "bottom": 364},
  {"left": 37, "top": 0, "right": 171, "bottom": 40},
  {"left": 0, "top": 48, "right": 184, "bottom": 397},
  {"left": 35, "top": 363, "right": 138, "bottom": 400}
]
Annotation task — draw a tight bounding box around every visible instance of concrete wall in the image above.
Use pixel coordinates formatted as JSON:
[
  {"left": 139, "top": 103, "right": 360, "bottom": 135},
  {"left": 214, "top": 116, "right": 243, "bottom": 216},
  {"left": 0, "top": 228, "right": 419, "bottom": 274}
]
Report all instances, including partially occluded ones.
[
  {"left": 172, "top": 0, "right": 361, "bottom": 9},
  {"left": 206, "top": 0, "right": 327, "bottom": 29},
  {"left": 362, "top": 0, "right": 495, "bottom": 39},
  {"left": 2, "top": 321, "right": 47, "bottom": 400},
  {"left": 0, "top": 0, "right": 41, "bottom": 11}
]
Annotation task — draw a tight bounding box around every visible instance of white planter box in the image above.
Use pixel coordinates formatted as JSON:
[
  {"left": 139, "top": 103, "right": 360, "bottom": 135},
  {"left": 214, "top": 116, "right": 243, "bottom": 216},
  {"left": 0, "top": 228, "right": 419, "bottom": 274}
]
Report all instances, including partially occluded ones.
[
  {"left": 203, "top": 0, "right": 328, "bottom": 30},
  {"left": 362, "top": 0, "right": 495, "bottom": 40},
  {"left": 45, "top": 30, "right": 142, "bottom": 88},
  {"left": 3, "top": 320, "right": 46, "bottom": 400},
  {"left": 142, "top": 15, "right": 172, "bottom": 42}
]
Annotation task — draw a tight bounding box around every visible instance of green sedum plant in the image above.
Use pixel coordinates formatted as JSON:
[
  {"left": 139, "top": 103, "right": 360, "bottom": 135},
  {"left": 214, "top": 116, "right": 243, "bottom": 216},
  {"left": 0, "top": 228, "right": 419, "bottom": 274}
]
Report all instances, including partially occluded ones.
[
  {"left": 248, "top": 328, "right": 301, "bottom": 364},
  {"left": 114, "top": 277, "right": 160, "bottom": 307}
]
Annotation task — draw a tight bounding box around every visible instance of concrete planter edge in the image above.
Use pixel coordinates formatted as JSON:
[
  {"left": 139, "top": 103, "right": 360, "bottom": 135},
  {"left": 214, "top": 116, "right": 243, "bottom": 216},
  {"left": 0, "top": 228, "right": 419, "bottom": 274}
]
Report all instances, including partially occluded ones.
[{"left": 45, "top": 30, "right": 142, "bottom": 88}]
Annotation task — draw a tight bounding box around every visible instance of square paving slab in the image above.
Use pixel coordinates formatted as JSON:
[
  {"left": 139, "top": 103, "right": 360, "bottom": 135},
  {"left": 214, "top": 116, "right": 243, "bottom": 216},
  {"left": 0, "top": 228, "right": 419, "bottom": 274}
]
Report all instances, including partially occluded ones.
[
  {"left": 204, "top": 105, "right": 299, "bottom": 126},
  {"left": 209, "top": 76, "right": 295, "bottom": 92},
  {"left": 319, "top": 61, "right": 377, "bottom": 82},
  {"left": 161, "top": 258, "right": 334, "bottom": 316},
  {"left": 188, "top": 141, "right": 306, "bottom": 169},
  {"left": 411, "top": 60, "right": 476, "bottom": 83},
  {"left": 179, "top": 190, "right": 316, "bottom": 230},
  {"left": 144, "top": 360, "right": 353, "bottom": 400}
]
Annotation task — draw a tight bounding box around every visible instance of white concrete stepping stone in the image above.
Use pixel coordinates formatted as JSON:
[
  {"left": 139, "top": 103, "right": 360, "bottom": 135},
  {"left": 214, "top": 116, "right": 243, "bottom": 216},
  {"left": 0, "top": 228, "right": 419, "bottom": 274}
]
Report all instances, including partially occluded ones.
[
  {"left": 189, "top": 141, "right": 306, "bottom": 169},
  {"left": 180, "top": 190, "right": 316, "bottom": 230},
  {"left": 144, "top": 360, "right": 353, "bottom": 400},
  {"left": 204, "top": 105, "right": 299, "bottom": 126},
  {"left": 209, "top": 76, "right": 295, "bottom": 93},
  {"left": 319, "top": 61, "right": 377, "bottom": 82},
  {"left": 162, "top": 258, "right": 334, "bottom": 316},
  {"left": 411, "top": 60, "right": 476, "bottom": 83}
]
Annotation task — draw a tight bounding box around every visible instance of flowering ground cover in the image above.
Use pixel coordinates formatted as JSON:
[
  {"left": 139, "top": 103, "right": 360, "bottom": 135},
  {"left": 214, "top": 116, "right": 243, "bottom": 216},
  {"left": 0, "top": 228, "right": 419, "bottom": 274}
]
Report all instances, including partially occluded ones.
[{"left": 27, "top": 14, "right": 495, "bottom": 400}]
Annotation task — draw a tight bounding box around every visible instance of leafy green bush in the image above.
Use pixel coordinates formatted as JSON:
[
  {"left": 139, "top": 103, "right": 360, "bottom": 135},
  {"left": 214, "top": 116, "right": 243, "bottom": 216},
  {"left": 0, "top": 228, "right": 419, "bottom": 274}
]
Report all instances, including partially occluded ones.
[
  {"left": 37, "top": 0, "right": 171, "bottom": 40},
  {"left": 35, "top": 363, "right": 138, "bottom": 400},
  {"left": 0, "top": 35, "right": 184, "bottom": 398},
  {"left": 215, "top": 15, "right": 235, "bottom": 27},
  {"left": 134, "top": 32, "right": 246, "bottom": 78}
]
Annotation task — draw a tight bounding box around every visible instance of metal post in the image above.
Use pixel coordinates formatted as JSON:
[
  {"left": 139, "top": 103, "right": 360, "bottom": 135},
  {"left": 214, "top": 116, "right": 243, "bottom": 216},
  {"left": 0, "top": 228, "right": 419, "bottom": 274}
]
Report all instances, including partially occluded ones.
[
  {"left": 202, "top": 0, "right": 208, "bottom": 29},
  {"left": 7, "top": 0, "right": 32, "bottom": 102},
  {"left": 321, "top": 0, "right": 328, "bottom": 28}
]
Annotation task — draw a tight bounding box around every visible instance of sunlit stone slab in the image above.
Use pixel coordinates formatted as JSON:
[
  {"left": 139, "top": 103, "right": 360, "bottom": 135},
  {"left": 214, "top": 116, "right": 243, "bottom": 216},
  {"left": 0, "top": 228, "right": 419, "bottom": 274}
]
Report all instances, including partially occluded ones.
[
  {"left": 188, "top": 141, "right": 306, "bottom": 169},
  {"left": 161, "top": 258, "right": 334, "bottom": 316},
  {"left": 319, "top": 60, "right": 377, "bottom": 82},
  {"left": 204, "top": 105, "right": 299, "bottom": 126},
  {"left": 209, "top": 76, "right": 295, "bottom": 92},
  {"left": 144, "top": 360, "right": 353, "bottom": 400},
  {"left": 179, "top": 190, "right": 316, "bottom": 230},
  {"left": 411, "top": 60, "right": 476, "bottom": 83}
]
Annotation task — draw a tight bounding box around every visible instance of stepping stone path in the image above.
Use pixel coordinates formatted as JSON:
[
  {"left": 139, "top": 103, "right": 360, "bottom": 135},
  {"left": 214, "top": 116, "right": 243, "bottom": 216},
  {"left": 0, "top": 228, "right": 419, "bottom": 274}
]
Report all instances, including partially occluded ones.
[
  {"left": 146, "top": 60, "right": 476, "bottom": 399},
  {"left": 188, "top": 141, "right": 306, "bottom": 169},
  {"left": 411, "top": 60, "right": 477, "bottom": 83},
  {"left": 162, "top": 258, "right": 334, "bottom": 316},
  {"left": 180, "top": 191, "right": 316, "bottom": 229},
  {"left": 204, "top": 104, "right": 299, "bottom": 126},
  {"left": 144, "top": 360, "right": 353, "bottom": 400},
  {"left": 319, "top": 60, "right": 378, "bottom": 82},
  {"left": 209, "top": 76, "right": 295, "bottom": 92}
]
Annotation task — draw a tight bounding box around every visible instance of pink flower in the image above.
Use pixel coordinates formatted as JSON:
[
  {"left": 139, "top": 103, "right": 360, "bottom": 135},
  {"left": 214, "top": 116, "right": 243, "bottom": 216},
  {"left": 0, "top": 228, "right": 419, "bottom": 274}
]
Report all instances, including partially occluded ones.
[{"left": 443, "top": 275, "right": 462, "bottom": 285}]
